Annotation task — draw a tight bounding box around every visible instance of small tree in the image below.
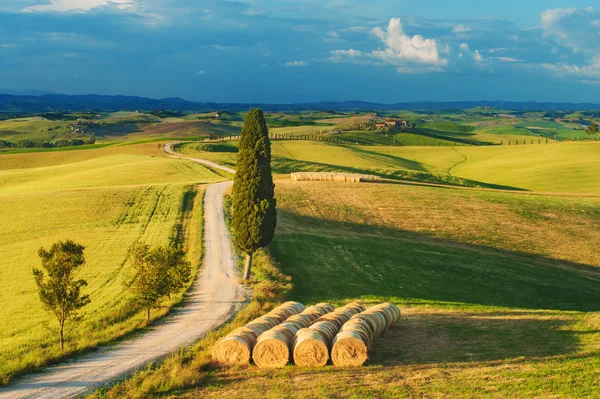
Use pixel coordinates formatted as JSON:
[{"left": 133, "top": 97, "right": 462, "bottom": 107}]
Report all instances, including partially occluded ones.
[
  {"left": 233, "top": 108, "right": 277, "bottom": 280},
  {"left": 125, "top": 244, "right": 163, "bottom": 321},
  {"left": 586, "top": 123, "right": 599, "bottom": 135},
  {"left": 33, "top": 240, "right": 90, "bottom": 351},
  {"left": 152, "top": 246, "right": 192, "bottom": 301},
  {"left": 125, "top": 244, "right": 192, "bottom": 319}
]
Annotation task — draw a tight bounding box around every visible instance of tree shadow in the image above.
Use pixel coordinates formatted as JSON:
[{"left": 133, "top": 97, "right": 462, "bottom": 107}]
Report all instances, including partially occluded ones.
[
  {"left": 271, "top": 210, "right": 600, "bottom": 312},
  {"left": 271, "top": 155, "right": 525, "bottom": 191},
  {"left": 369, "top": 312, "right": 585, "bottom": 366}
]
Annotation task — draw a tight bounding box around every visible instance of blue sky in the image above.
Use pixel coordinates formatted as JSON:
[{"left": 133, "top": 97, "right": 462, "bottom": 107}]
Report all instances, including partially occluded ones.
[{"left": 0, "top": 1, "right": 599, "bottom": 103}]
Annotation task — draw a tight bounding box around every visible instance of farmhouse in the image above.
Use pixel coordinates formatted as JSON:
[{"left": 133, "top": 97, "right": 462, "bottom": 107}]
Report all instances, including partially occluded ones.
[{"left": 375, "top": 119, "right": 409, "bottom": 129}]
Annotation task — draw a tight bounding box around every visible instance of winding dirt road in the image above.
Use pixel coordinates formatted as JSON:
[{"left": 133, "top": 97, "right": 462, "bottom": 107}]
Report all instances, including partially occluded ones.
[{"left": 0, "top": 147, "right": 241, "bottom": 399}]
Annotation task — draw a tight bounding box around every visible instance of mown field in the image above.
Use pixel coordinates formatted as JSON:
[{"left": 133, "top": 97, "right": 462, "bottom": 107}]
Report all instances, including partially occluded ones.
[
  {"left": 93, "top": 180, "right": 600, "bottom": 399},
  {"left": 0, "top": 143, "right": 223, "bottom": 384},
  {"left": 177, "top": 140, "right": 600, "bottom": 193}
]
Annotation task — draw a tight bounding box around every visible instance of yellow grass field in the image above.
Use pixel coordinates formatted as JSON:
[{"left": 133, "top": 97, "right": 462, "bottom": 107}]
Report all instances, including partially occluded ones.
[{"left": 0, "top": 143, "right": 224, "bottom": 384}]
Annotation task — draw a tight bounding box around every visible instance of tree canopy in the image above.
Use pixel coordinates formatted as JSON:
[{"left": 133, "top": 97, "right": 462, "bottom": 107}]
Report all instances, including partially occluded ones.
[
  {"left": 586, "top": 122, "right": 599, "bottom": 135},
  {"left": 232, "top": 108, "right": 277, "bottom": 280},
  {"left": 125, "top": 244, "right": 191, "bottom": 320},
  {"left": 33, "top": 240, "right": 91, "bottom": 351}
]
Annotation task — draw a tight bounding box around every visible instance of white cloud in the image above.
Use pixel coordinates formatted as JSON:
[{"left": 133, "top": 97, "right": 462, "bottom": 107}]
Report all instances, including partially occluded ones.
[
  {"left": 540, "top": 56, "right": 600, "bottom": 79},
  {"left": 371, "top": 18, "right": 447, "bottom": 69},
  {"left": 0, "top": 43, "right": 17, "bottom": 48},
  {"left": 243, "top": 9, "right": 265, "bottom": 16},
  {"left": 327, "top": 31, "right": 340, "bottom": 38},
  {"left": 453, "top": 24, "right": 471, "bottom": 33},
  {"left": 459, "top": 43, "right": 484, "bottom": 64},
  {"left": 538, "top": 8, "right": 600, "bottom": 79},
  {"left": 285, "top": 60, "right": 307, "bottom": 67},
  {"left": 23, "top": 0, "right": 133, "bottom": 12},
  {"left": 541, "top": 7, "right": 600, "bottom": 52},
  {"left": 328, "top": 49, "right": 369, "bottom": 64},
  {"left": 197, "top": 70, "right": 207, "bottom": 75},
  {"left": 491, "top": 56, "right": 519, "bottom": 62}
]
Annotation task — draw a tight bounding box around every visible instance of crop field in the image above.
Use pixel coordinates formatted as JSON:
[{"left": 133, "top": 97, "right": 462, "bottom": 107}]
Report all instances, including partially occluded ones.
[
  {"left": 177, "top": 140, "right": 600, "bottom": 193},
  {"left": 0, "top": 143, "right": 223, "bottom": 384},
  {"left": 95, "top": 180, "right": 600, "bottom": 399}
]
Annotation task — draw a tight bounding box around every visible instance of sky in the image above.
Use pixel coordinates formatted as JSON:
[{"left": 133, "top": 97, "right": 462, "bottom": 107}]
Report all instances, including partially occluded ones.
[{"left": 0, "top": 1, "right": 599, "bottom": 103}]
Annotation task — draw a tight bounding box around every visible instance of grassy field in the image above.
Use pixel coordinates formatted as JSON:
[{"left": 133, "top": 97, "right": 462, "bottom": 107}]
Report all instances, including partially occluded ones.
[
  {"left": 0, "top": 143, "right": 224, "bottom": 384},
  {"left": 177, "top": 140, "right": 600, "bottom": 193},
  {"left": 92, "top": 180, "right": 600, "bottom": 398}
]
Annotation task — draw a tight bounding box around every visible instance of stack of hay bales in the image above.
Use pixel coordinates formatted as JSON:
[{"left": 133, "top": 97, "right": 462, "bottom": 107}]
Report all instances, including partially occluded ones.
[
  {"left": 292, "top": 302, "right": 366, "bottom": 367},
  {"left": 291, "top": 172, "right": 381, "bottom": 183},
  {"left": 331, "top": 302, "right": 401, "bottom": 367},
  {"left": 212, "top": 301, "right": 305, "bottom": 366},
  {"left": 252, "top": 303, "right": 334, "bottom": 368}
]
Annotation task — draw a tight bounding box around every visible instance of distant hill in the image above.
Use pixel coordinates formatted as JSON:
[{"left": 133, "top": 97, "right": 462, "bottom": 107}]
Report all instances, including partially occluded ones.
[{"left": 1, "top": 93, "right": 600, "bottom": 113}]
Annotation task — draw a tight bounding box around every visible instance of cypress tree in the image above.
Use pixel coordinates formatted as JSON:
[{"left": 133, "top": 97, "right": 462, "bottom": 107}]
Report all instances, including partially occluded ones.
[{"left": 233, "top": 108, "right": 277, "bottom": 280}]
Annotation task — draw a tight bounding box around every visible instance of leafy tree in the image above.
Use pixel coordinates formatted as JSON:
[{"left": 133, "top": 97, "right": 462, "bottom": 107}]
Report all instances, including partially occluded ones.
[
  {"left": 33, "top": 240, "right": 90, "bottom": 351},
  {"left": 232, "top": 108, "right": 277, "bottom": 280},
  {"left": 125, "top": 244, "right": 163, "bottom": 320},
  {"left": 125, "top": 244, "right": 192, "bottom": 320},
  {"left": 586, "top": 123, "right": 599, "bottom": 135},
  {"left": 152, "top": 246, "right": 192, "bottom": 300}
]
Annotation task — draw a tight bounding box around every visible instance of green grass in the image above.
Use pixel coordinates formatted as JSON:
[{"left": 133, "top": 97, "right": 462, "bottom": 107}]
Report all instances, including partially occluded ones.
[
  {"left": 0, "top": 145, "right": 224, "bottom": 384},
  {"left": 420, "top": 122, "right": 476, "bottom": 133},
  {"left": 176, "top": 140, "right": 600, "bottom": 193},
  {"left": 90, "top": 180, "right": 600, "bottom": 398}
]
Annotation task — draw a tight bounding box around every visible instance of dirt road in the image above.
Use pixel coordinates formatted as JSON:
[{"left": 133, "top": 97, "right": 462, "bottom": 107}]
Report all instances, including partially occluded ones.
[
  {"left": 0, "top": 166, "right": 241, "bottom": 398},
  {"left": 164, "top": 142, "right": 236, "bottom": 174}
]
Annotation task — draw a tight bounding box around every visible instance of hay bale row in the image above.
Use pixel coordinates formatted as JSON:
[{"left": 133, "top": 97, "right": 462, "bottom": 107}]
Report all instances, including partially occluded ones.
[
  {"left": 291, "top": 172, "right": 381, "bottom": 183},
  {"left": 212, "top": 301, "right": 305, "bottom": 366},
  {"left": 292, "top": 302, "right": 366, "bottom": 367},
  {"left": 331, "top": 302, "right": 401, "bottom": 367},
  {"left": 252, "top": 303, "right": 334, "bottom": 368}
]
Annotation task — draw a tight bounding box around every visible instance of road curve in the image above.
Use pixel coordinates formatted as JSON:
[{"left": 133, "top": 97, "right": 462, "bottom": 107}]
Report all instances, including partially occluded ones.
[
  {"left": 0, "top": 154, "right": 241, "bottom": 398},
  {"left": 164, "top": 142, "right": 236, "bottom": 174}
]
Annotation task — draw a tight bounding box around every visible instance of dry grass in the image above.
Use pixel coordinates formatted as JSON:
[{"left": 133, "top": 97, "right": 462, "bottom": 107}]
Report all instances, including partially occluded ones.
[{"left": 274, "top": 180, "right": 600, "bottom": 269}]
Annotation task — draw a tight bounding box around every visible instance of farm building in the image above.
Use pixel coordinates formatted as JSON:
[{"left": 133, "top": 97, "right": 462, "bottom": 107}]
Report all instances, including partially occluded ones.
[{"left": 375, "top": 119, "right": 409, "bottom": 129}]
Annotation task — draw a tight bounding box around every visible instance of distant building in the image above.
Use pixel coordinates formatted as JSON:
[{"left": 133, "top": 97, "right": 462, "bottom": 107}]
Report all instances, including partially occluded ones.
[
  {"left": 375, "top": 123, "right": 387, "bottom": 129},
  {"left": 215, "top": 112, "right": 222, "bottom": 119},
  {"left": 385, "top": 119, "right": 409, "bottom": 127}
]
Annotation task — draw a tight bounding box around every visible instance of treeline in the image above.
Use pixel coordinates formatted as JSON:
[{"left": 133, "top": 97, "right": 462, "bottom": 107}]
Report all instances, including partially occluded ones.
[{"left": 0, "top": 136, "right": 96, "bottom": 149}]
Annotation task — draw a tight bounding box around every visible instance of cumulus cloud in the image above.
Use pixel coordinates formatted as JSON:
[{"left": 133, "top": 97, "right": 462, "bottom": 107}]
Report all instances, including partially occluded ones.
[
  {"left": 459, "top": 43, "right": 484, "bottom": 64},
  {"left": 539, "top": 8, "right": 600, "bottom": 79},
  {"left": 541, "top": 7, "right": 600, "bottom": 52},
  {"left": 540, "top": 56, "right": 600, "bottom": 79},
  {"left": 285, "top": 60, "right": 307, "bottom": 67},
  {"left": 371, "top": 18, "right": 447, "bottom": 71},
  {"left": 23, "top": 0, "right": 134, "bottom": 12},
  {"left": 327, "top": 18, "right": 490, "bottom": 73}
]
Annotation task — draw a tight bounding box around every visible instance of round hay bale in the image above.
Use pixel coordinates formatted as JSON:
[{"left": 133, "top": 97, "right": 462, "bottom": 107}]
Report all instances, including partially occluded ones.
[
  {"left": 253, "top": 330, "right": 291, "bottom": 368},
  {"left": 380, "top": 302, "right": 401, "bottom": 327},
  {"left": 212, "top": 336, "right": 252, "bottom": 366},
  {"left": 331, "top": 331, "right": 368, "bottom": 367},
  {"left": 245, "top": 321, "right": 271, "bottom": 338},
  {"left": 293, "top": 329, "right": 329, "bottom": 367},
  {"left": 309, "top": 320, "right": 338, "bottom": 343},
  {"left": 340, "top": 320, "right": 372, "bottom": 346}
]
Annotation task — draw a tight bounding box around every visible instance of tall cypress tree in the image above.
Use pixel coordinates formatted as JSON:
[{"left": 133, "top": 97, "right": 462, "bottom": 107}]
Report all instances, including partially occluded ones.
[{"left": 233, "top": 108, "right": 277, "bottom": 280}]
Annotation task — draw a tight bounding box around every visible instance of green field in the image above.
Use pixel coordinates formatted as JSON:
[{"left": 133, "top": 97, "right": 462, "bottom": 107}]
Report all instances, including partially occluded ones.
[
  {"left": 94, "top": 180, "right": 600, "bottom": 398},
  {"left": 177, "top": 140, "right": 600, "bottom": 193},
  {"left": 0, "top": 143, "right": 223, "bottom": 384},
  {"left": 2, "top": 107, "right": 600, "bottom": 397}
]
